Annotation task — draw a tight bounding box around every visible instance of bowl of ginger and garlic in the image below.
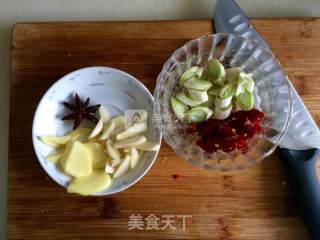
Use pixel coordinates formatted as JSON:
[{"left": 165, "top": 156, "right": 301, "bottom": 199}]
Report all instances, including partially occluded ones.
[{"left": 32, "top": 67, "right": 161, "bottom": 196}]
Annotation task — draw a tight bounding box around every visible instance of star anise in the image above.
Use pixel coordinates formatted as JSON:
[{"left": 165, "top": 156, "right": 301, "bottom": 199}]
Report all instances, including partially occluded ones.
[{"left": 61, "top": 93, "right": 101, "bottom": 130}]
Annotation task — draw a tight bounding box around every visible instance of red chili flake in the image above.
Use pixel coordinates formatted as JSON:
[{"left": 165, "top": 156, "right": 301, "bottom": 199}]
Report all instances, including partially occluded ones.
[
  {"left": 247, "top": 108, "right": 265, "bottom": 124},
  {"left": 187, "top": 123, "right": 198, "bottom": 133},
  {"left": 172, "top": 174, "right": 180, "bottom": 180},
  {"left": 190, "top": 108, "right": 264, "bottom": 153}
]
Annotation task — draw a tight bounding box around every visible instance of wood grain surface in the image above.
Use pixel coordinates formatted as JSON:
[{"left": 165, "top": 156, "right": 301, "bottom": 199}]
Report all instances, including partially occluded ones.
[{"left": 8, "top": 19, "right": 320, "bottom": 240}]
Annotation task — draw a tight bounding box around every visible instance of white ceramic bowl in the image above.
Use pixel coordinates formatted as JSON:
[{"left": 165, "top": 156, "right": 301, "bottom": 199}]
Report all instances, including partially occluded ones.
[{"left": 32, "top": 66, "right": 162, "bottom": 195}]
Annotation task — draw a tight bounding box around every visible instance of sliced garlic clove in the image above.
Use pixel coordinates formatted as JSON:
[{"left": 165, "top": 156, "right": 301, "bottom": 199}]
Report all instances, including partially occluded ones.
[
  {"left": 106, "top": 139, "right": 121, "bottom": 159},
  {"left": 111, "top": 158, "right": 121, "bottom": 167},
  {"left": 99, "top": 105, "right": 111, "bottom": 123},
  {"left": 114, "top": 135, "right": 147, "bottom": 149},
  {"left": 129, "top": 147, "right": 139, "bottom": 169},
  {"left": 110, "top": 127, "right": 124, "bottom": 137},
  {"left": 109, "top": 115, "right": 125, "bottom": 137},
  {"left": 100, "top": 120, "right": 115, "bottom": 140},
  {"left": 116, "top": 123, "right": 147, "bottom": 140},
  {"left": 105, "top": 162, "right": 115, "bottom": 174},
  {"left": 135, "top": 141, "right": 160, "bottom": 151},
  {"left": 89, "top": 118, "right": 104, "bottom": 139},
  {"left": 112, "top": 115, "right": 125, "bottom": 128},
  {"left": 113, "top": 154, "right": 131, "bottom": 178}
]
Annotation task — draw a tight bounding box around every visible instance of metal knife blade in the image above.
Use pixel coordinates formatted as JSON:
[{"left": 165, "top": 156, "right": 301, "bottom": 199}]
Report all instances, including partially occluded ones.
[
  {"left": 214, "top": 2, "right": 320, "bottom": 238},
  {"left": 214, "top": 0, "right": 320, "bottom": 150},
  {"left": 214, "top": 0, "right": 269, "bottom": 49}
]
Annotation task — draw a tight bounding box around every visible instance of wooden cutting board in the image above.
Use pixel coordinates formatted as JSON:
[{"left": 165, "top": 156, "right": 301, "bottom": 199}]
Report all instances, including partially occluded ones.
[{"left": 8, "top": 19, "right": 320, "bottom": 240}]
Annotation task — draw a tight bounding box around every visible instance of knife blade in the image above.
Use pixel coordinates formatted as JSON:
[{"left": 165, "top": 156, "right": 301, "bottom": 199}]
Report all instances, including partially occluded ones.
[
  {"left": 214, "top": 0, "right": 320, "bottom": 238},
  {"left": 214, "top": 0, "right": 269, "bottom": 49},
  {"left": 214, "top": 0, "right": 320, "bottom": 150}
]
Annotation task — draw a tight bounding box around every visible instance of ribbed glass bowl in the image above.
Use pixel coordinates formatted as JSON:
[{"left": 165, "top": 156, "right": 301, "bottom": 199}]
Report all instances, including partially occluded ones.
[{"left": 154, "top": 34, "right": 292, "bottom": 171}]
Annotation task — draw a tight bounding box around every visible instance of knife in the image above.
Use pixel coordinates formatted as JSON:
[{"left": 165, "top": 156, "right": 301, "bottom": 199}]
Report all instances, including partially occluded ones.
[{"left": 214, "top": 0, "right": 320, "bottom": 238}]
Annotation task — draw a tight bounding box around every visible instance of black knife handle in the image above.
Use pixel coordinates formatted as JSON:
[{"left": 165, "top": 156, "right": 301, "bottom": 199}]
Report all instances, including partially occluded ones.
[{"left": 279, "top": 148, "right": 320, "bottom": 239}]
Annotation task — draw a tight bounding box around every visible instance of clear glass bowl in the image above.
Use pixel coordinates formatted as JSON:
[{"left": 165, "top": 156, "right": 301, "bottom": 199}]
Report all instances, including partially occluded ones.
[{"left": 154, "top": 34, "right": 292, "bottom": 171}]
